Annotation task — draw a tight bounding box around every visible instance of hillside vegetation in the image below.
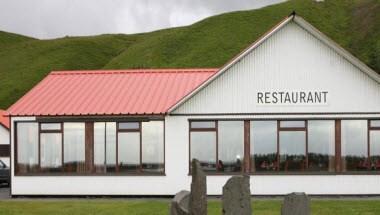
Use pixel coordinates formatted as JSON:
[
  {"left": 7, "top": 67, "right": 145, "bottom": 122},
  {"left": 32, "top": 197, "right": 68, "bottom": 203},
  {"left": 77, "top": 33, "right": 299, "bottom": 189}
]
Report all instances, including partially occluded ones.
[{"left": 0, "top": 0, "right": 379, "bottom": 109}]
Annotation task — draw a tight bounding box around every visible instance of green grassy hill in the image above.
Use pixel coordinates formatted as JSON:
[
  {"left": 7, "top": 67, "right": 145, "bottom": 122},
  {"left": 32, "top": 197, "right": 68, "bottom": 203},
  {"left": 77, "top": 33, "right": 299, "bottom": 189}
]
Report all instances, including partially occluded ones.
[{"left": 0, "top": 0, "right": 379, "bottom": 109}]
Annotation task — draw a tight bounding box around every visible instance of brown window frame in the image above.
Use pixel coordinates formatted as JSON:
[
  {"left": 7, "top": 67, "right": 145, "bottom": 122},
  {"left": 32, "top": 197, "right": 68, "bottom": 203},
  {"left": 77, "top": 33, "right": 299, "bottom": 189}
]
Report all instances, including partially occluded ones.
[
  {"left": 189, "top": 120, "right": 245, "bottom": 174},
  {"left": 15, "top": 120, "right": 165, "bottom": 176},
  {"left": 190, "top": 119, "right": 380, "bottom": 175},
  {"left": 116, "top": 122, "right": 143, "bottom": 173}
]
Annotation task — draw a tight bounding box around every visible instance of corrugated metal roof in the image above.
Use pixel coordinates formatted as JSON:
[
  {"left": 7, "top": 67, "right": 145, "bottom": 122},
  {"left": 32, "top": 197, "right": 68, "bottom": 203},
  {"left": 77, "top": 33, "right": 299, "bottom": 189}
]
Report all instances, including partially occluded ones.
[
  {"left": 7, "top": 69, "right": 218, "bottom": 116},
  {"left": 0, "top": 110, "right": 9, "bottom": 129}
]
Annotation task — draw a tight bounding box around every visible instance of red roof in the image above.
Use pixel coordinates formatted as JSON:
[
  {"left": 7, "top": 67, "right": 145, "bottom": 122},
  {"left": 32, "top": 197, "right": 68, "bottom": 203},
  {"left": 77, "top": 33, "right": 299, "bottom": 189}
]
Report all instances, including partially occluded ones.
[
  {"left": 0, "top": 110, "right": 9, "bottom": 129},
  {"left": 7, "top": 69, "right": 217, "bottom": 116}
]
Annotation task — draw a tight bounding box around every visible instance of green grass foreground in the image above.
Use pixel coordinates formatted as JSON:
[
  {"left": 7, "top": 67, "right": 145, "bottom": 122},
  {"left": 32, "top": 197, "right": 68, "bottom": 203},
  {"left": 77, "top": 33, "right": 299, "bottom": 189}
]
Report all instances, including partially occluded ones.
[{"left": 0, "top": 199, "right": 379, "bottom": 215}]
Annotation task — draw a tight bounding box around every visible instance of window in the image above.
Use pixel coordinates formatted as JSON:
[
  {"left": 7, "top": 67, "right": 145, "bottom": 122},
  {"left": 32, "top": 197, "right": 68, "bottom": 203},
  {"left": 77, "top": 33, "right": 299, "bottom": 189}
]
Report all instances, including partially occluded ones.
[
  {"left": 190, "top": 121, "right": 217, "bottom": 172},
  {"left": 118, "top": 132, "right": 140, "bottom": 172},
  {"left": 63, "top": 123, "right": 85, "bottom": 173},
  {"left": 190, "top": 121, "right": 244, "bottom": 173},
  {"left": 369, "top": 120, "right": 380, "bottom": 171},
  {"left": 250, "top": 121, "right": 277, "bottom": 172},
  {"left": 142, "top": 121, "right": 164, "bottom": 173},
  {"left": 279, "top": 121, "right": 307, "bottom": 172},
  {"left": 218, "top": 121, "right": 244, "bottom": 172},
  {"left": 40, "top": 123, "right": 62, "bottom": 172},
  {"left": 16, "top": 123, "right": 39, "bottom": 173},
  {"left": 307, "top": 121, "right": 335, "bottom": 172},
  {"left": 341, "top": 120, "right": 368, "bottom": 172},
  {"left": 16, "top": 120, "right": 164, "bottom": 175}
]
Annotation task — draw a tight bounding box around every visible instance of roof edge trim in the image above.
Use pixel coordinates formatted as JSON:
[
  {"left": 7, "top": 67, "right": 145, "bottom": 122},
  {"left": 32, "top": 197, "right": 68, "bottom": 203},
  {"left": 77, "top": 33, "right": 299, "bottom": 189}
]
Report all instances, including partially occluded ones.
[
  {"left": 167, "top": 15, "right": 294, "bottom": 113},
  {"left": 168, "top": 14, "right": 380, "bottom": 113}
]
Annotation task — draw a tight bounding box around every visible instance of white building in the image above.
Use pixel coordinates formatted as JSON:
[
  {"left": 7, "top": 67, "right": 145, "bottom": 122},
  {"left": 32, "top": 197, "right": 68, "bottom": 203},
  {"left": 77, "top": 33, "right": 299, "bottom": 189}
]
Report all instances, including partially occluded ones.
[
  {"left": 0, "top": 110, "right": 10, "bottom": 167},
  {"left": 7, "top": 14, "right": 380, "bottom": 196}
]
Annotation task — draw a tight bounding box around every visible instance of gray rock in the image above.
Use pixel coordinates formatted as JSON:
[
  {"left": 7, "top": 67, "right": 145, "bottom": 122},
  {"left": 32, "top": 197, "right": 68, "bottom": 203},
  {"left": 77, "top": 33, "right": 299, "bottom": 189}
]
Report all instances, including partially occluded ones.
[
  {"left": 170, "top": 190, "right": 190, "bottom": 215},
  {"left": 281, "top": 192, "right": 310, "bottom": 215},
  {"left": 222, "top": 175, "right": 251, "bottom": 215},
  {"left": 189, "top": 159, "right": 207, "bottom": 215}
]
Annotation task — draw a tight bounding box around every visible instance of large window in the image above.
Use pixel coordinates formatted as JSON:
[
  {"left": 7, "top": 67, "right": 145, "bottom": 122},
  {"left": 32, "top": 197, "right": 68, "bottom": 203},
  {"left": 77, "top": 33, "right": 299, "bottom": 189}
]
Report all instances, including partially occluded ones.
[
  {"left": 279, "top": 121, "right": 307, "bottom": 172},
  {"left": 190, "top": 121, "right": 244, "bottom": 173},
  {"left": 142, "top": 121, "right": 164, "bottom": 173},
  {"left": 118, "top": 122, "right": 141, "bottom": 172},
  {"left": 16, "top": 122, "right": 39, "bottom": 173},
  {"left": 190, "top": 121, "right": 217, "bottom": 172},
  {"left": 40, "top": 123, "right": 62, "bottom": 173},
  {"left": 250, "top": 121, "right": 277, "bottom": 172},
  {"left": 218, "top": 121, "right": 244, "bottom": 172},
  {"left": 16, "top": 120, "right": 164, "bottom": 175},
  {"left": 308, "top": 121, "right": 335, "bottom": 172},
  {"left": 341, "top": 120, "right": 368, "bottom": 172},
  {"left": 63, "top": 123, "right": 85, "bottom": 173},
  {"left": 370, "top": 120, "right": 380, "bottom": 171}
]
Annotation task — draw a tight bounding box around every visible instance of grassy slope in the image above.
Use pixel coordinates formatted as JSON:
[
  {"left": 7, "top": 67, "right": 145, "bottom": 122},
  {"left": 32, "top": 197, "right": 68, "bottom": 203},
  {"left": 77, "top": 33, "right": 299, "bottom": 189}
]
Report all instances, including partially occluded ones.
[
  {"left": 0, "top": 0, "right": 379, "bottom": 109},
  {"left": 0, "top": 200, "right": 380, "bottom": 215}
]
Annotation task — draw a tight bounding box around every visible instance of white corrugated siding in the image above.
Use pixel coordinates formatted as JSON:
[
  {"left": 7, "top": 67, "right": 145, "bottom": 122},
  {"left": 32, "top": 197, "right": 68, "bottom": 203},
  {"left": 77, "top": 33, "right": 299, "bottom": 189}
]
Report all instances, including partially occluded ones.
[{"left": 174, "top": 22, "right": 380, "bottom": 114}]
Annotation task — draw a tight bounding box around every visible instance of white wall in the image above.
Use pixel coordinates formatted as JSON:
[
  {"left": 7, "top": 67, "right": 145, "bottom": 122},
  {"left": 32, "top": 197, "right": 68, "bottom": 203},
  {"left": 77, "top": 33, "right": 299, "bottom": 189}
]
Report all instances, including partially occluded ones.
[
  {"left": 0, "top": 125, "right": 9, "bottom": 167},
  {"left": 174, "top": 22, "right": 380, "bottom": 114},
  {"left": 11, "top": 115, "right": 380, "bottom": 195}
]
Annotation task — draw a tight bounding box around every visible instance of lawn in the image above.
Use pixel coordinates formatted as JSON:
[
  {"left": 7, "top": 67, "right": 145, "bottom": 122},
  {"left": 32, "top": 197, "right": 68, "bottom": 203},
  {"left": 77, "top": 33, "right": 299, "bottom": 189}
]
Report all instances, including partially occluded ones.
[{"left": 0, "top": 199, "right": 379, "bottom": 215}]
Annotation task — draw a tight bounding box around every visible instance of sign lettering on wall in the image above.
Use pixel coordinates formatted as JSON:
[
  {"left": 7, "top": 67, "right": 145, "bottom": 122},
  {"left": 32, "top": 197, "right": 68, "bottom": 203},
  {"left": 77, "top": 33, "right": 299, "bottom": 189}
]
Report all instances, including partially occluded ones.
[{"left": 257, "top": 91, "right": 328, "bottom": 105}]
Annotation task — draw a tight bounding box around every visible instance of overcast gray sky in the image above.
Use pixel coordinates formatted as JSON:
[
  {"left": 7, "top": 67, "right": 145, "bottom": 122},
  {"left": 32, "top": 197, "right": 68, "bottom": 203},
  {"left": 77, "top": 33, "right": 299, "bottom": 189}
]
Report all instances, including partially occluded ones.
[{"left": 0, "top": 0, "right": 285, "bottom": 39}]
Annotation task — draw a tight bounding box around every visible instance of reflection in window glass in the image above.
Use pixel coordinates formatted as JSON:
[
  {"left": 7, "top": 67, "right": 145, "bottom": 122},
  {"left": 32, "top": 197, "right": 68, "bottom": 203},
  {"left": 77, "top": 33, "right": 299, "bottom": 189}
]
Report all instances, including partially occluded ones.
[
  {"left": 118, "top": 132, "right": 140, "bottom": 172},
  {"left": 370, "top": 120, "right": 380, "bottom": 127},
  {"left": 279, "top": 131, "right": 306, "bottom": 171},
  {"left": 94, "top": 123, "right": 106, "bottom": 173},
  {"left": 106, "top": 123, "right": 116, "bottom": 172},
  {"left": 191, "top": 121, "right": 215, "bottom": 129},
  {"left": 190, "top": 132, "right": 216, "bottom": 172},
  {"left": 17, "top": 123, "right": 39, "bottom": 173},
  {"left": 370, "top": 130, "right": 380, "bottom": 171},
  {"left": 119, "top": 122, "right": 139, "bottom": 130},
  {"left": 142, "top": 121, "right": 164, "bottom": 173},
  {"left": 280, "top": 121, "right": 305, "bottom": 128},
  {"left": 308, "top": 121, "right": 335, "bottom": 172},
  {"left": 40, "top": 133, "right": 62, "bottom": 172},
  {"left": 41, "top": 123, "right": 61, "bottom": 130},
  {"left": 218, "top": 121, "right": 244, "bottom": 172},
  {"left": 341, "top": 120, "right": 368, "bottom": 171},
  {"left": 250, "top": 121, "right": 277, "bottom": 172},
  {"left": 63, "top": 123, "right": 85, "bottom": 173}
]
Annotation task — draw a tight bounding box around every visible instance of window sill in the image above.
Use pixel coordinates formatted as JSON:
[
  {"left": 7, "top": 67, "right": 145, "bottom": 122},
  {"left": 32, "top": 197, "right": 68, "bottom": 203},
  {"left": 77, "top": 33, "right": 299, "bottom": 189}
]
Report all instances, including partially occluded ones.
[
  {"left": 14, "top": 173, "right": 166, "bottom": 177},
  {"left": 188, "top": 172, "right": 380, "bottom": 176}
]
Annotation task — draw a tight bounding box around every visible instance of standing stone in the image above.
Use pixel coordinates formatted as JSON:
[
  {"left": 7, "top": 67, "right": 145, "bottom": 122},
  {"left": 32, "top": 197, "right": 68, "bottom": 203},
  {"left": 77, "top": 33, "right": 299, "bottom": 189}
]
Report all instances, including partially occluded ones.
[
  {"left": 170, "top": 190, "right": 190, "bottom": 215},
  {"left": 222, "top": 175, "right": 251, "bottom": 215},
  {"left": 189, "top": 159, "right": 207, "bottom": 215},
  {"left": 281, "top": 192, "right": 310, "bottom": 215}
]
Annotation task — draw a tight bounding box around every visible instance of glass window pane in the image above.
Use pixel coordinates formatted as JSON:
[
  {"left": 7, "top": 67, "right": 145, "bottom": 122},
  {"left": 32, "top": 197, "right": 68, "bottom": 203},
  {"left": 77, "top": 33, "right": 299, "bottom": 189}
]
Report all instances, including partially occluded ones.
[
  {"left": 16, "top": 123, "right": 39, "bottom": 174},
  {"left": 280, "top": 121, "right": 305, "bottom": 128},
  {"left": 41, "top": 123, "right": 61, "bottom": 130},
  {"left": 308, "top": 121, "right": 335, "bottom": 172},
  {"left": 119, "top": 122, "right": 139, "bottom": 130},
  {"left": 341, "top": 120, "right": 368, "bottom": 171},
  {"left": 190, "top": 132, "right": 216, "bottom": 172},
  {"left": 94, "top": 122, "right": 106, "bottom": 173},
  {"left": 279, "top": 131, "right": 306, "bottom": 171},
  {"left": 370, "top": 120, "right": 380, "bottom": 127},
  {"left": 142, "top": 121, "right": 164, "bottom": 173},
  {"left": 63, "top": 123, "right": 85, "bottom": 173},
  {"left": 106, "top": 122, "right": 116, "bottom": 172},
  {"left": 250, "top": 121, "right": 277, "bottom": 172},
  {"left": 370, "top": 130, "right": 380, "bottom": 171},
  {"left": 118, "top": 132, "right": 140, "bottom": 172},
  {"left": 40, "top": 133, "right": 62, "bottom": 172},
  {"left": 191, "top": 121, "right": 215, "bottom": 129},
  {"left": 218, "top": 121, "right": 244, "bottom": 172}
]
